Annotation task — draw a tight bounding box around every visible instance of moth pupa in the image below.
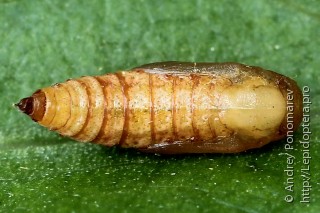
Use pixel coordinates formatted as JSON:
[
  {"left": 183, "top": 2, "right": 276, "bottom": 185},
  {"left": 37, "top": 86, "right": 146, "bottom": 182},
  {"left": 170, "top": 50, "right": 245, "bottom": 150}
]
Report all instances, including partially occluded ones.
[{"left": 16, "top": 62, "right": 303, "bottom": 154}]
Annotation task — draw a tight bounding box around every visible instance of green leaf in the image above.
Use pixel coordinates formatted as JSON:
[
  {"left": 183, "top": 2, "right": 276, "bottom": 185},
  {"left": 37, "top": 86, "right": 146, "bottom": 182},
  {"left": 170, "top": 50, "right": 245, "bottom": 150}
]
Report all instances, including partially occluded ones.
[{"left": 1, "top": 0, "right": 319, "bottom": 212}]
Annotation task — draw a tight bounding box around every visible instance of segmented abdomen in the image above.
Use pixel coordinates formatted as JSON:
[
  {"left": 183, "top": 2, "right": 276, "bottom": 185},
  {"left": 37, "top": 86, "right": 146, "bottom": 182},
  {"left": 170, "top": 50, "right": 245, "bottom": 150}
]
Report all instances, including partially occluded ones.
[{"left": 38, "top": 70, "right": 225, "bottom": 148}]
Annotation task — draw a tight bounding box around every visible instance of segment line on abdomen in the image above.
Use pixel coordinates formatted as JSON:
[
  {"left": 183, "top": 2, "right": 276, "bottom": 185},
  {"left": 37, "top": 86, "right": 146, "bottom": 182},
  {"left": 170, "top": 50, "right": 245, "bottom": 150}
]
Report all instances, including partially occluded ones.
[{"left": 115, "top": 73, "right": 129, "bottom": 146}]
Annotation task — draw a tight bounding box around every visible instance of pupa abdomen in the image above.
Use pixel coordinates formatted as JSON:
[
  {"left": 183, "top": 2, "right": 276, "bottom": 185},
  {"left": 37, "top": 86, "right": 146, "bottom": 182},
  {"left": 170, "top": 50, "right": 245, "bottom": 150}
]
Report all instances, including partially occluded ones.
[{"left": 16, "top": 62, "right": 303, "bottom": 154}]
